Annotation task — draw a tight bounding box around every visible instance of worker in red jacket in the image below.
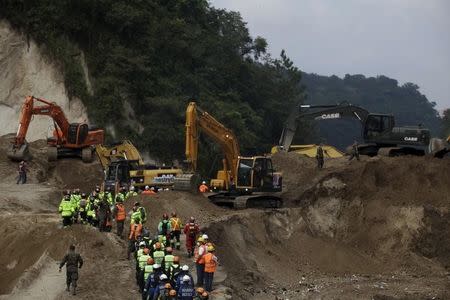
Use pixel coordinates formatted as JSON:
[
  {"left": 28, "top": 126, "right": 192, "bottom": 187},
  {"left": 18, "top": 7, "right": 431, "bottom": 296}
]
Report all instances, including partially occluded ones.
[{"left": 183, "top": 217, "right": 199, "bottom": 257}]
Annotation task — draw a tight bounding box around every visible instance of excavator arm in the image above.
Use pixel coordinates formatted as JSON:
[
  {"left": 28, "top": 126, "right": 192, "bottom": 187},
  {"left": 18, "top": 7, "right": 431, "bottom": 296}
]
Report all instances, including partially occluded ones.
[
  {"left": 185, "top": 102, "right": 240, "bottom": 182},
  {"left": 13, "top": 96, "right": 70, "bottom": 147},
  {"left": 278, "top": 103, "right": 369, "bottom": 151}
]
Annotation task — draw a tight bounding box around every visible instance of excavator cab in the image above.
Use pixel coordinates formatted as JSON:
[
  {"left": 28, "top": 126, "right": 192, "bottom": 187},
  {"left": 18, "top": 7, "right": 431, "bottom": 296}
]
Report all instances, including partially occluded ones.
[
  {"left": 363, "top": 114, "right": 395, "bottom": 140},
  {"left": 236, "top": 156, "right": 282, "bottom": 192}
]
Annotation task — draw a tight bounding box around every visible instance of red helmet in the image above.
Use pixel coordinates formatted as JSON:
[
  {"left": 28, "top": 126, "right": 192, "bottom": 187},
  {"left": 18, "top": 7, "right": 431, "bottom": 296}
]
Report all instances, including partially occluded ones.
[{"left": 163, "top": 213, "right": 169, "bottom": 220}]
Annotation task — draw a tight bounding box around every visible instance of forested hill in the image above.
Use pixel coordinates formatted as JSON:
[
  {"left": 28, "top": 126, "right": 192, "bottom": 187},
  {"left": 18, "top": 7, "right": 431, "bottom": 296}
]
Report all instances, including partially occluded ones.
[
  {"left": 299, "top": 73, "right": 442, "bottom": 148},
  {"left": 0, "top": 0, "right": 442, "bottom": 166}
]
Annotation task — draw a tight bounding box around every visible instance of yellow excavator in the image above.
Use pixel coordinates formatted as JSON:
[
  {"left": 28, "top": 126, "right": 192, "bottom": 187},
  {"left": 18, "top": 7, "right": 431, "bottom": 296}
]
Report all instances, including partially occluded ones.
[
  {"left": 95, "top": 140, "right": 182, "bottom": 193},
  {"left": 173, "top": 102, "right": 283, "bottom": 208},
  {"left": 429, "top": 135, "right": 450, "bottom": 158}
]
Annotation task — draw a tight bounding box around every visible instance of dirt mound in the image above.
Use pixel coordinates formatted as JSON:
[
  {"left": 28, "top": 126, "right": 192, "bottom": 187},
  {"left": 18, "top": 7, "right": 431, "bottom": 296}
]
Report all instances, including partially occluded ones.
[{"left": 0, "top": 134, "right": 103, "bottom": 192}]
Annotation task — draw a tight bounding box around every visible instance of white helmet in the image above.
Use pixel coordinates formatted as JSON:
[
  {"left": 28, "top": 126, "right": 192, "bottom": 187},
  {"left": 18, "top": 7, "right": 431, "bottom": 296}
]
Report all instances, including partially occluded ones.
[
  {"left": 139, "top": 241, "right": 145, "bottom": 247},
  {"left": 150, "top": 187, "right": 155, "bottom": 191},
  {"left": 182, "top": 275, "right": 191, "bottom": 282},
  {"left": 202, "top": 181, "right": 206, "bottom": 184},
  {"left": 160, "top": 274, "right": 168, "bottom": 280},
  {"left": 202, "top": 234, "right": 209, "bottom": 240},
  {"left": 130, "top": 186, "right": 135, "bottom": 191},
  {"left": 153, "top": 264, "right": 161, "bottom": 269},
  {"left": 145, "top": 185, "right": 150, "bottom": 190},
  {"left": 181, "top": 265, "right": 189, "bottom": 271}
]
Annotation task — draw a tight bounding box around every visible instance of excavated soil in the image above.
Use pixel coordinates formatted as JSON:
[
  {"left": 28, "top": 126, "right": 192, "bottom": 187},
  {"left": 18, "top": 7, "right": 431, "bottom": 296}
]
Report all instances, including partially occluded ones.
[{"left": 1, "top": 134, "right": 450, "bottom": 299}]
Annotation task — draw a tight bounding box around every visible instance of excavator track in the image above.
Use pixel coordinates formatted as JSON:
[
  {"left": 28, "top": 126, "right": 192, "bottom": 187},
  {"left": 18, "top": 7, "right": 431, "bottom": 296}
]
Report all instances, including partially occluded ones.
[{"left": 208, "top": 192, "right": 283, "bottom": 209}]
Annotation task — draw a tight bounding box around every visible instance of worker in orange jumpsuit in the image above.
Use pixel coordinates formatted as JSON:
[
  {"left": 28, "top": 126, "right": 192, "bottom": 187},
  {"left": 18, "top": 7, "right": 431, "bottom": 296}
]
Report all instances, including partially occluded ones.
[
  {"left": 183, "top": 217, "right": 200, "bottom": 257},
  {"left": 127, "top": 215, "right": 142, "bottom": 259},
  {"left": 203, "top": 246, "right": 218, "bottom": 292},
  {"left": 198, "top": 181, "right": 209, "bottom": 193},
  {"left": 142, "top": 185, "right": 157, "bottom": 195}
]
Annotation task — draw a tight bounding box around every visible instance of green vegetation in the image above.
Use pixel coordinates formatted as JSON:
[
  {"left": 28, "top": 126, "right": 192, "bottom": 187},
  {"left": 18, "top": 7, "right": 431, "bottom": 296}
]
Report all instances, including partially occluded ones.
[
  {"left": 442, "top": 109, "right": 450, "bottom": 137},
  {"left": 0, "top": 0, "right": 444, "bottom": 170},
  {"left": 1, "top": 0, "right": 302, "bottom": 174}
]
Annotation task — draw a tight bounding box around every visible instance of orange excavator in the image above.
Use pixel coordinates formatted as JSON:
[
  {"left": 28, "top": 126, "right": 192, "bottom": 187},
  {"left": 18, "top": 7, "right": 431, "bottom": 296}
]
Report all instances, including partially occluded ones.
[{"left": 7, "top": 96, "right": 104, "bottom": 162}]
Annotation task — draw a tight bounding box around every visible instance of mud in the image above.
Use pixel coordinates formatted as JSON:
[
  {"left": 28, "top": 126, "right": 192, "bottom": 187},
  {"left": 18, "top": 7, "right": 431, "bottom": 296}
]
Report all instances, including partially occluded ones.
[{"left": 1, "top": 134, "right": 450, "bottom": 299}]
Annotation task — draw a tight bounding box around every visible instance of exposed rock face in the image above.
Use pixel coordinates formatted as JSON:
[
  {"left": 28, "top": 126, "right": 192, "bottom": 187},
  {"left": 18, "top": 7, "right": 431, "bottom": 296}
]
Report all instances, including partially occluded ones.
[{"left": 0, "top": 21, "right": 88, "bottom": 141}]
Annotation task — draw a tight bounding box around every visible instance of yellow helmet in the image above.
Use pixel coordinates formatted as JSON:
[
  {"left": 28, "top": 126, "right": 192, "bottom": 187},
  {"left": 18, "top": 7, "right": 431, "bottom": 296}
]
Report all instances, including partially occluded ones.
[
  {"left": 197, "top": 237, "right": 204, "bottom": 243},
  {"left": 207, "top": 245, "right": 215, "bottom": 252}
]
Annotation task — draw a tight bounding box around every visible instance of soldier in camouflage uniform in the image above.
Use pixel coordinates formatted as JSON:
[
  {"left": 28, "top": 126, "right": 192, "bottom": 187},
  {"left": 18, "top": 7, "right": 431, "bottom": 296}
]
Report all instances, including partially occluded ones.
[{"left": 59, "top": 244, "right": 83, "bottom": 295}]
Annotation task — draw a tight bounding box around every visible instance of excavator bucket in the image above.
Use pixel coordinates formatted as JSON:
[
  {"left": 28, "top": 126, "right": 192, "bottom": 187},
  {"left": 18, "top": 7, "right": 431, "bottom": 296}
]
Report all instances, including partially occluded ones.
[
  {"left": 7, "top": 143, "right": 31, "bottom": 161},
  {"left": 172, "top": 173, "right": 200, "bottom": 191},
  {"left": 429, "top": 138, "right": 450, "bottom": 158}
]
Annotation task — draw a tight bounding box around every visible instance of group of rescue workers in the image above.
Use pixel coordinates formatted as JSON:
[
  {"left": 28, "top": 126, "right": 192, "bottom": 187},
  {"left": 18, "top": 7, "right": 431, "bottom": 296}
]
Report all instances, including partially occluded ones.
[
  {"left": 130, "top": 213, "right": 218, "bottom": 299},
  {"left": 58, "top": 184, "right": 219, "bottom": 299}
]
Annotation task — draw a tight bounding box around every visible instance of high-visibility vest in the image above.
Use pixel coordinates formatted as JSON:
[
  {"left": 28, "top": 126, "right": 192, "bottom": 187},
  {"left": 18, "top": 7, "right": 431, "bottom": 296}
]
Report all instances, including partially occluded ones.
[
  {"left": 59, "top": 200, "right": 73, "bottom": 217},
  {"left": 126, "top": 191, "right": 138, "bottom": 199},
  {"left": 116, "top": 204, "right": 126, "bottom": 221},
  {"left": 137, "top": 248, "right": 144, "bottom": 259},
  {"left": 129, "top": 223, "right": 142, "bottom": 240},
  {"left": 194, "top": 244, "right": 207, "bottom": 264},
  {"left": 164, "top": 254, "right": 174, "bottom": 270},
  {"left": 153, "top": 250, "right": 165, "bottom": 265},
  {"left": 144, "top": 264, "right": 153, "bottom": 280},
  {"left": 204, "top": 253, "right": 217, "bottom": 273},
  {"left": 170, "top": 217, "right": 182, "bottom": 231},
  {"left": 139, "top": 254, "right": 150, "bottom": 270}
]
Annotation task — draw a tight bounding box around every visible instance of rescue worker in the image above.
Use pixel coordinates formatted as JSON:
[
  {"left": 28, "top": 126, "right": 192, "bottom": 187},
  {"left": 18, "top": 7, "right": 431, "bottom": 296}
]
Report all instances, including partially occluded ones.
[
  {"left": 158, "top": 213, "right": 172, "bottom": 243},
  {"left": 164, "top": 247, "right": 175, "bottom": 273},
  {"left": 169, "top": 212, "right": 182, "bottom": 250},
  {"left": 134, "top": 202, "right": 147, "bottom": 225},
  {"left": 128, "top": 215, "right": 143, "bottom": 259},
  {"left": 194, "top": 287, "right": 205, "bottom": 300},
  {"left": 316, "top": 143, "right": 325, "bottom": 169},
  {"left": 203, "top": 246, "right": 218, "bottom": 292},
  {"left": 143, "top": 264, "right": 163, "bottom": 300},
  {"left": 183, "top": 217, "right": 200, "bottom": 257},
  {"left": 104, "top": 186, "right": 114, "bottom": 205},
  {"left": 112, "top": 196, "right": 126, "bottom": 238},
  {"left": 198, "top": 181, "right": 209, "bottom": 193},
  {"left": 59, "top": 244, "right": 83, "bottom": 295},
  {"left": 153, "top": 277, "right": 171, "bottom": 300},
  {"left": 78, "top": 192, "right": 89, "bottom": 224},
  {"left": 142, "top": 185, "right": 156, "bottom": 195},
  {"left": 86, "top": 194, "right": 96, "bottom": 226},
  {"left": 176, "top": 265, "right": 194, "bottom": 291},
  {"left": 178, "top": 275, "right": 195, "bottom": 300},
  {"left": 126, "top": 185, "right": 138, "bottom": 199},
  {"left": 16, "top": 160, "right": 27, "bottom": 184},
  {"left": 168, "top": 289, "right": 177, "bottom": 300},
  {"left": 168, "top": 256, "right": 181, "bottom": 286},
  {"left": 70, "top": 188, "right": 81, "bottom": 223},
  {"left": 115, "top": 187, "right": 126, "bottom": 203},
  {"left": 349, "top": 140, "right": 360, "bottom": 161},
  {"left": 153, "top": 242, "right": 165, "bottom": 265},
  {"left": 138, "top": 248, "right": 151, "bottom": 292},
  {"left": 97, "top": 196, "right": 110, "bottom": 232},
  {"left": 194, "top": 237, "right": 207, "bottom": 287},
  {"left": 59, "top": 190, "right": 75, "bottom": 228},
  {"left": 144, "top": 257, "right": 154, "bottom": 283}
]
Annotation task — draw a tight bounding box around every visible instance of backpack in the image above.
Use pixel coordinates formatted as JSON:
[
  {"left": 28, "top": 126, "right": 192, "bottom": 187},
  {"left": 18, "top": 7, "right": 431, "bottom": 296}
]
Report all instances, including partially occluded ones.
[
  {"left": 79, "top": 199, "right": 87, "bottom": 208},
  {"left": 161, "top": 221, "right": 169, "bottom": 235}
]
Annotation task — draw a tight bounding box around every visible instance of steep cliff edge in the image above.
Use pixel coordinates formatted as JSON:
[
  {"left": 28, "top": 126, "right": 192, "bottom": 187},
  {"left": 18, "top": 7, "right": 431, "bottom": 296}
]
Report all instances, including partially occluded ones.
[{"left": 0, "top": 21, "right": 88, "bottom": 142}]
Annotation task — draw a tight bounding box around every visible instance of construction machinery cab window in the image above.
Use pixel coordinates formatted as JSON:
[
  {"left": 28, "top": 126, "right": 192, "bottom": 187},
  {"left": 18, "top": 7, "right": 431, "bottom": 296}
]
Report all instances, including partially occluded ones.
[
  {"left": 364, "top": 115, "right": 393, "bottom": 138},
  {"left": 237, "top": 158, "right": 253, "bottom": 187}
]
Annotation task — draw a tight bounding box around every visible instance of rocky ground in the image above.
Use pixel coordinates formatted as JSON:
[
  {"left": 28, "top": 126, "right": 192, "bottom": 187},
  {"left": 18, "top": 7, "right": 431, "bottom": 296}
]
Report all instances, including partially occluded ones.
[{"left": 0, "top": 134, "right": 449, "bottom": 299}]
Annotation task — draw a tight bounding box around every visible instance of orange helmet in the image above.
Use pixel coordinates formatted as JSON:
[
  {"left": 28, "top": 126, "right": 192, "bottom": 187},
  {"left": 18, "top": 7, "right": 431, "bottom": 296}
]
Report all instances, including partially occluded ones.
[
  {"left": 143, "top": 248, "right": 150, "bottom": 255},
  {"left": 169, "top": 289, "right": 177, "bottom": 296},
  {"left": 147, "top": 257, "right": 154, "bottom": 265},
  {"left": 196, "top": 287, "right": 205, "bottom": 294},
  {"left": 166, "top": 247, "right": 173, "bottom": 253},
  {"left": 173, "top": 256, "right": 180, "bottom": 263},
  {"left": 164, "top": 283, "right": 172, "bottom": 289},
  {"left": 201, "top": 291, "right": 209, "bottom": 297},
  {"left": 155, "top": 242, "right": 161, "bottom": 249}
]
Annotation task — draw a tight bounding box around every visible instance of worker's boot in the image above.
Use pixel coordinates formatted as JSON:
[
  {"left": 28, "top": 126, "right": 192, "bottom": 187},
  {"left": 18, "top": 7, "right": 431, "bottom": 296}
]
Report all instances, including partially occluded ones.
[{"left": 66, "top": 284, "right": 70, "bottom": 292}]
